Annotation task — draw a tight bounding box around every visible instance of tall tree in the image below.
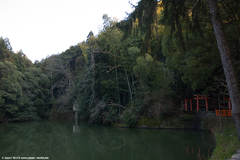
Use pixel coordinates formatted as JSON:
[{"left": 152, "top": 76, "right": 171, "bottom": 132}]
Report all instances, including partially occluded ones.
[{"left": 207, "top": 0, "right": 240, "bottom": 140}]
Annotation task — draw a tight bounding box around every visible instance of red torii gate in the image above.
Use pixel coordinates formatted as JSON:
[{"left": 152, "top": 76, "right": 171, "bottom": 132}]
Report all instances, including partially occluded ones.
[
  {"left": 184, "top": 95, "right": 210, "bottom": 111},
  {"left": 194, "top": 95, "right": 210, "bottom": 111},
  {"left": 185, "top": 95, "right": 233, "bottom": 116}
]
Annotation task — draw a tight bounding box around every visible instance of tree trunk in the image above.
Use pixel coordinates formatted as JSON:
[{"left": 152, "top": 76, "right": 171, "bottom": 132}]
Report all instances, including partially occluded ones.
[
  {"left": 91, "top": 45, "right": 95, "bottom": 101},
  {"left": 124, "top": 66, "right": 133, "bottom": 107},
  {"left": 154, "top": 13, "right": 159, "bottom": 62},
  {"left": 114, "top": 49, "right": 121, "bottom": 115},
  {"left": 51, "top": 70, "right": 53, "bottom": 98},
  {"left": 207, "top": 0, "right": 240, "bottom": 140}
]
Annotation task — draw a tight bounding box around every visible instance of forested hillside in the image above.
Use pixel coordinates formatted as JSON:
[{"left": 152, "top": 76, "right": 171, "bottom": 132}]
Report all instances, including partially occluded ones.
[
  {"left": 0, "top": 0, "right": 239, "bottom": 130},
  {"left": 0, "top": 37, "right": 50, "bottom": 121}
]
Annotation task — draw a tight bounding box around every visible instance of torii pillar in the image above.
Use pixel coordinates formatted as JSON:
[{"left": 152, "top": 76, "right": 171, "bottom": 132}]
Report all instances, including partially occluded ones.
[
  {"left": 184, "top": 98, "right": 193, "bottom": 111},
  {"left": 228, "top": 98, "right": 232, "bottom": 110}
]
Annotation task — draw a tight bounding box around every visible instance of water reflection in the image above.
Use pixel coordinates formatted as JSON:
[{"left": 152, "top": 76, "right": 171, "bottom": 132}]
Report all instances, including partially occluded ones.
[
  {"left": 186, "top": 147, "right": 211, "bottom": 159},
  {"left": 73, "top": 119, "right": 80, "bottom": 133},
  {"left": 0, "top": 121, "right": 215, "bottom": 160}
]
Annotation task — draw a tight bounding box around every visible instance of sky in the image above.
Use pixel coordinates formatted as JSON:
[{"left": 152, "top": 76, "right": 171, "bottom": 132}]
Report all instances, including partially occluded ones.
[{"left": 0, "top": 0, "right": 139, "bottom": 62}]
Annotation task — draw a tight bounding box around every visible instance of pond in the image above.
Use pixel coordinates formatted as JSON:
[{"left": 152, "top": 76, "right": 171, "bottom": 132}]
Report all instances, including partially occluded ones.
[{"left": 0, "top": 120, "right": 215, "bottom": 160}]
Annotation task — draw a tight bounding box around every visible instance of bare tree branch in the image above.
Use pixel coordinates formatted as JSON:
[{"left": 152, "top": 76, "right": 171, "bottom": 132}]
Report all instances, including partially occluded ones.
[
  {"left": 96, "top": 64, "right": 122, "bottom": 73},
  {"left": 106, "top": 65, "right": 122, "bottom": 73},
  {"left": 106, "top": 103, "right": 126, "bottom": 110},
  {"left": 93, "top": 51, "right": 121, "bottom": 60},
  {"left": 89, "top": 99, "right": 126, "bottom": 123},
  {"left": 180, "top": 0, "right": 200, "bottom": 24}
]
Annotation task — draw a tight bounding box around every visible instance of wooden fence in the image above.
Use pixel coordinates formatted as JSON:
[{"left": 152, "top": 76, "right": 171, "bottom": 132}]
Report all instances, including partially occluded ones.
[{"left": 215, "top": 110, "right": 232, "bottom": 116}]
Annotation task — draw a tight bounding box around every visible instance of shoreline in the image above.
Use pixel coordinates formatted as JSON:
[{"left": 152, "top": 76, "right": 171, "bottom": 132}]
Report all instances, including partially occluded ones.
[{"left": 114, "top": 114, "right": 239, "bottom": 160}]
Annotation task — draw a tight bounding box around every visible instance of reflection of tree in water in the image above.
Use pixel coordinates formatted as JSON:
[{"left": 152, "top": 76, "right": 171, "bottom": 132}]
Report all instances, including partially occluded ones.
[
  {"left": 0, "top": 122, "right": 40, "bottom": 156},
  {"left": 85, "top": 126, "right": 138, "bottom": 160},
  {"left": 86, "top": 127, "right": 215, "bottom": 160},
  {"left": 88, "top": 126, "right": 136, "bottom": 151},
  {"left": 0, "top": 121, "right": 215, "bottom": 160},
  {"left": 0, "top": 121, "right": 76, "bottom": 159}
]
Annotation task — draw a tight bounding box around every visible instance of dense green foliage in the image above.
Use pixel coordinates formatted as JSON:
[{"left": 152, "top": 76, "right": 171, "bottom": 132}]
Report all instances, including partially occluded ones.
[
  {"left": 0, "top": 0, "right": 239, "bottom": 127},
  {"left": 0, "top": 37, "right": 50, "bottom": 121}
]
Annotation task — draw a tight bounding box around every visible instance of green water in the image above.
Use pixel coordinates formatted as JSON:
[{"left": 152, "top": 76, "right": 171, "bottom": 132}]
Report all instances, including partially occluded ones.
[{"left": 0, "top": 120, "right": 215, "bottom": 160}]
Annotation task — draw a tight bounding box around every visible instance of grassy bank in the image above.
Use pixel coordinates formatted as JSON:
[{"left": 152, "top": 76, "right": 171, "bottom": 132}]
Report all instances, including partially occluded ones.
[{"left": 204, "top": 117, "right": 240, "bottom": 160}]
